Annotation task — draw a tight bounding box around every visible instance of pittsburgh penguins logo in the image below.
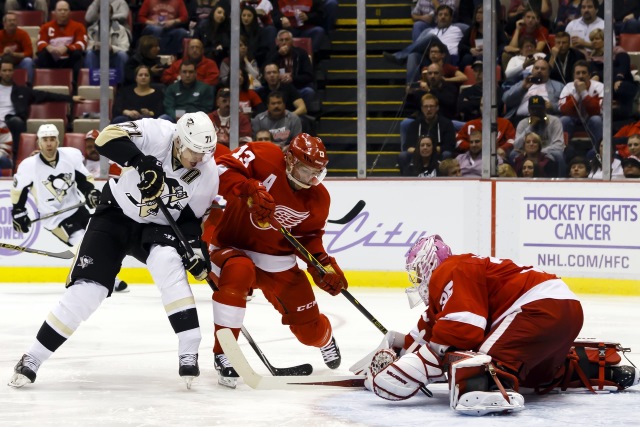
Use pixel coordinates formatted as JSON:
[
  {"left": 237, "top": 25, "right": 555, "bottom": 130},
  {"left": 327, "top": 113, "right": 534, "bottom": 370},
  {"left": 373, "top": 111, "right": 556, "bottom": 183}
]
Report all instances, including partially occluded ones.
[
  {"left": 43, "top": 173, "right": 74, "bottom": 202},
  {"left": 125, "top": 177, "right": 188, "bottom": 218}
]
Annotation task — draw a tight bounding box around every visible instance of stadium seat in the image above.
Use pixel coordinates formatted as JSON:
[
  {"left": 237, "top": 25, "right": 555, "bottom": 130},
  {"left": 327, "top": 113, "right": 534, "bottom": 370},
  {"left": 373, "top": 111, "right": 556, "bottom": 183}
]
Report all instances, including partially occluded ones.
[
  {"left": 28, "top": 102, "right": 69, "bottom": 124},
  {"left": 69, "top": 10, "right": 87, "bottom": 24},
  {"left": 293, "top": 37, "right": 313, "bottom": 62},
  {"left": 63, "top": 133, "right": 87, "bottom": 156},
  {"left": 33, "top": 69, "right": 73, "bottom": 95},
  {"left": 15, "top": 133, "right": 38, "bottom": 171},
  {"left": 13, "top": 69, "right": 28, "bottom": 86},
  {"left": 0, "top": 168, "right": 12, "bottom": 177},
  {"left": 21, "top": 26, "right": 40, "bottom": 39},
  {"left": 32, "top": 85, "right": 70, "bottom": 95},
  {"left": 72, "top": 99, "right": 111, "bottom": 120},
  {"left": 463, "top": 65, "right": 502, "bottom": 85},
  {"left": 12, "top": 10, "right": 44, "bottom": 26},
  {"left": 26, "top": 119, "right": 65, "bottom": 141},
  {"left": 77, "top": 86, "right": 115, "bottom": 100},
  {"left": 78, "top": 68, "right": 90, "bottom": 86},
  {"left": 619, "top": 34, "right": 640, "bottom": 52},
  {"left": 72, "top": 119, "right": 101, "bottom": 134}
]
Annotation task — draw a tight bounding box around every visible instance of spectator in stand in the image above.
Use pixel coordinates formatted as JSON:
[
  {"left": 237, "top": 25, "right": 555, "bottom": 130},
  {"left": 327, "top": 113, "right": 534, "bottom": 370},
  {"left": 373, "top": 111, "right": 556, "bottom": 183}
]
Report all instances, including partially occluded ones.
[
  {"left": 422, "top": 42, "right": 467, "bottom": 84},
  {"left": 123, "top": 35, "right": 164, "bottom": 86},
  {"left": 219, "top": 36, "right": 261, "bottom": 89},
  {"left": 568, "top": 155, "right": 590, "bottom": 178},
  {"left": 84, "top": 4, "right": 130, "bottom": 85},
  {"left": 405, "top": 63, "right": 459, "bottom": 121},
  {"left": 193, "top": 5, "right": 230, "bottom": 65},
  {"left": 513, "top": 95, "right": 565, "bottom": 175},
  {"left": 457, "top": 60, "right": 504, "bottom": 122},
  {"left": 189, "top": 0, "right": 228, "bottom": 31},
  {"left": 384, "top": 5, "right": 464, "bottom": 79},
  {"left": 438, "top": 158, "right": 461, "bottom": 176},
  {"left": 545, "top": 31, "right": 585, "bottom": 84},
  {"left": 622, "top": 155, "right": 640, "bottom": 178},
  {"left": 0, "top": 58, "right": 84, "bottom": 164},
  {"left": 611, "top": 0, "right": 640, "bottom": 35},
  {"left": 207, "top": 87, "right": 253, "bottom": 147},
  {"left": 589, "top": 143, "right": 624, "bottom": 179},
  {"left": 161, "top": 38, "right": 219, "bottom": 86},
  {"left": 458, "top": 4, "right": 508, "bottom": 70},
  {"left": 266, "top": 29, "right": 315, "bottom": 109},
  {"left": 503, "top": 36, "right": 547, "bottom": 87},
  {"left": 555, "top": 0, "right": 582, "bottom": 32},
  {"left": 272, "top": 0, "right": 329, "bottom": 54},
  {"left": 625, "top": 134, "right": 640, "bottom": 158},
  {"left": 558, "top": 60, "right": 603, "bottom": 160},
  {"left": 111, "top": 65, "right": 169, "bottom": 124},
  {"left": 257, "top": 63, "right": 306, "bottom": 116},
  {"left": 36, "top": 1, "right": 87, "bottom": 83},
  {"left": 456, "top": 130, "right": 495, "bottom": 177},
  {"left": 0, "top": 120, "right": 12, "bottom": 170},
  {"left": 587, "top": 28, "right": 638, "bottom": 120},
  {"left": 404, "top": 135, "right": 440, "bottom": 178},
  {"left": 255, "top": 129, "right": 274, "bottom": 142},
  {"left": 456, "top": 99, "right": 516, "bottom": 156},
  {"left": 399, "top": 94, "right": 456, "bottom": 174},
  {"left": 505, "top": 0, "right": 552, "bottom": 34},
  {"left": 409, "top": 0, "right": 459, "bottom": 42},
  {"left": 564, "top": 0, "right": 604, "bottom": 56},
  {"left": 498, "top": 163, "right": 517, "bottom": 177},
  {"left": 251, "top": 90, "right": 302, "bottom": 146},
  {"left": 237, "top": 67, "right": 265, "bottom": 118},
  {"left": 5, "top": 0, "right": 49, "bottom": 20},
  {"left": 240, "top": 4, "right": 274, "bottom": 66},
  {"left": 83, "top": 129, "right": 101, "bottom": 177},
  {"left": 138, "top": 0, "right": 189, "bottom": 56},
  {"left": 242, "top": 0, "right": 276, "bottom": 33},
  {"left": 518, "top": 158, "right": 539, "bottom": 177},
  {"left": 163, "top": 60, "right": 214, "bottom": 122},
  {"left": 513, "top": 131, "right": 558, "bottom": 177},
  {"left": 503, "top": 58, "right": 564, "bottom": 123},
  {"left": 85, "top": 0, "right": 130, "bottom": 27},
  {"left": 504, "top": 9, "right": 549, "bottom": 57},
  {"left": 0, "top": 12, "right": 34, "bottom": 83}
]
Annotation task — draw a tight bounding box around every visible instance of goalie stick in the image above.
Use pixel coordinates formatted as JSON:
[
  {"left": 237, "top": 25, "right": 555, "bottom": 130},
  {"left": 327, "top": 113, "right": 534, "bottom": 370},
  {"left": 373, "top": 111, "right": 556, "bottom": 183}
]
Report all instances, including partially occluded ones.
[
  {"left": 156, "top": 198, "right": 313, "bottom": 377},
  {"left": 31, "top": 202, "right": 85, "bottom": 223},
  {"left": 0, "top": 242, "right": 75, "bottom": 259},
  {"left": 217, "top": 328, "right": 365, "bottom": 389},
  {"left": 327, "top": 200, "right": 365, "bottom": 224}
]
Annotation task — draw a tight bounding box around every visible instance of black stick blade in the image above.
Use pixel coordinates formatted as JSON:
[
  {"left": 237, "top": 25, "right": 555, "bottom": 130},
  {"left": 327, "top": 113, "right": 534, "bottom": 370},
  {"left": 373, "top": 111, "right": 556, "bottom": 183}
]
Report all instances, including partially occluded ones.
[{"left": 328, "top": 200, "right": 366, "bottom": 224}]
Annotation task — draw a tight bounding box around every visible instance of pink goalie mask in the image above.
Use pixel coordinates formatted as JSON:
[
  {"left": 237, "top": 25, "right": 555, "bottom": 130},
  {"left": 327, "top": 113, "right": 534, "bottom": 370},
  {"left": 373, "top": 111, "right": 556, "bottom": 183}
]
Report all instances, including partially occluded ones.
[{"left": 405, "top": 235, "right": 452, "bottom": 307}]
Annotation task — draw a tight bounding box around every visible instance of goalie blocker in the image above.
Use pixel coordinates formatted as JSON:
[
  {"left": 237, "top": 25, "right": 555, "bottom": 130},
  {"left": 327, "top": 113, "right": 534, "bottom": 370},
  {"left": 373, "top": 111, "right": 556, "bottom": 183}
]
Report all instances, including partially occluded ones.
[{"left": 366, "top": 340, "right": 639, "bottom": 416}]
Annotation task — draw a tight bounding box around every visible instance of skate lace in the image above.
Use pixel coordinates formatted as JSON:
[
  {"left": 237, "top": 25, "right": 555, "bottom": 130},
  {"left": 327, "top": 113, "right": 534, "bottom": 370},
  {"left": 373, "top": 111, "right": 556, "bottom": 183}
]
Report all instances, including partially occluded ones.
[
  {"left": 215, "top": 354, "right": 233, "bottom": 369},
  {"left": 22, "top": 354, "right": 41, "bottom": 372},
  {"left": 320, "top": 339, "right": 339, "bottom": 362},
  {"left": 179, "top": 354, "right": 198, "bottom": 367}
]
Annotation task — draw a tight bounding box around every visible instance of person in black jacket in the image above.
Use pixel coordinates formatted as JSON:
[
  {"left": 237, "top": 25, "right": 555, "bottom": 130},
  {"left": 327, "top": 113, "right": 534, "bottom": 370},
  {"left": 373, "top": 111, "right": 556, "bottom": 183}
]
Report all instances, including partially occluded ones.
[
  {"left": 0, "top": 59, "right": 84, "bottom": 164},
  {"left": 123, "top": 35, "right": 165, "bottom": 86}
]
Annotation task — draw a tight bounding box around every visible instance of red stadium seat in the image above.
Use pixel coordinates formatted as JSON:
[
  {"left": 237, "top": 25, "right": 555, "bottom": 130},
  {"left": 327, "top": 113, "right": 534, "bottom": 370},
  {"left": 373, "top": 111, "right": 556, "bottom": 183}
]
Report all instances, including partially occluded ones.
[
  {"left": 293, "top": 37, "right": 313, "bottom": 61},
  {"left": 11, "top": 10, "right": 44, "bottom": 26},
  {"left": 72, "top": 99, "right": 111, "bottom": 120},
  {"left": 63, "top": 133, "right": 87, "bottom": 156},
  {"left": 28, "top": 102, "right": 69, "bottom": 124},
  {"left": 463, "top": 64, "right": 502, "bottom": 85},
  {"left": 68, "top": 10, "right": 87, "bottom": 24},
  {"left": 15, "top": 133, "right": 38, "bottom": 171},
  {"left": 78, "top": 68, "right": 91, "bottom": 87},
  {"left": 619, "top": 34, "right": 640, "bottom": 52},
  {"left": 182, "top": 38, "right": 193, "bottom": 57},
  {"left": 33, "top": 69, "right": 73, "bottom": 95}
]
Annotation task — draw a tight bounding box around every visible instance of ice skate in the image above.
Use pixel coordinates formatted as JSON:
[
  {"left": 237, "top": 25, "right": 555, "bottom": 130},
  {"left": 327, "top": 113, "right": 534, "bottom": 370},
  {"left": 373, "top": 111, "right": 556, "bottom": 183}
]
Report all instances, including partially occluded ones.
[
  {"left": 455, "top": 391, "right": 525, "bottom": 416},
  {"left": 178, "top": 353, "right": 199, "bottom": 389},
  {"left": 114, "top": 280, "right": 129, "bottom": 293},
  {"left": 608, "top": 365, "right": 640, "bottom": 389},
  {"left": 320, "top": 337, "right": 341, "bottom": 369},
  {"left": 8, "top": 354, "right": 40, "bottom": 388},
  {"left": 215, "top": 353, "right": 239, "bottom": 388}
]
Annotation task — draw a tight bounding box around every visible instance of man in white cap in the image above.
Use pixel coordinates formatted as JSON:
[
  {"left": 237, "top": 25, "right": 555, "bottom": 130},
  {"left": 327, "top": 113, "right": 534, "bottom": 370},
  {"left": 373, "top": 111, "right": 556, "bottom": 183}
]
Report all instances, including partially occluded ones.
[{"left": 9, "top": 113, "right": 219, "bottom": 390}]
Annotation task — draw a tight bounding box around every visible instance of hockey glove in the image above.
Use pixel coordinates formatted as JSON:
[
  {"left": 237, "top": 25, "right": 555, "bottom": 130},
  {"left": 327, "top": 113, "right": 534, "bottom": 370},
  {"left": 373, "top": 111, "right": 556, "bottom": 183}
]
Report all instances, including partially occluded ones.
[
  {"left": 239, "top": 179, "right": 275, "bottom": 226},
  {"left": 182, "top": 239, "right": 211, "bottom": 281},
  {"left": 12, "top": 206, "right": 31, "bottom": 233},
  {"left": 133, "top": 155, "right": 165, "bottom": 199},
  {"left": 307, "top": 254, "right": 348, "bottom": 296},
  {"left": 86, "top": 188, "right": 102, "bottom": 209}
]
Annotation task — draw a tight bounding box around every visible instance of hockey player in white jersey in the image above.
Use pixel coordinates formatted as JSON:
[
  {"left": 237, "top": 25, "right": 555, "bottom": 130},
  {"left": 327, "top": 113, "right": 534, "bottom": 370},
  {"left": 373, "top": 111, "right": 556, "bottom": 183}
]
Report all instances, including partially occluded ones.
[
  {"left": 11, "top": 124, "right": 128, "bottom": 292},
  {"left": 8, "top": 112, "right": 219, "bottom": 389}
]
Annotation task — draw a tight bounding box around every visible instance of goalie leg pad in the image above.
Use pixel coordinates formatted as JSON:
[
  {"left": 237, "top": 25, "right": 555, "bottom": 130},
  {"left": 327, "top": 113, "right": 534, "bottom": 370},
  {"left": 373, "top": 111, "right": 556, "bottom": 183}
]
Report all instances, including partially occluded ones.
[
  {"left": 455, "top": 391, "right": 525, "bottom": 416},
  {"left": 370, "top": 345, "right": 444, "bottom": 401}
]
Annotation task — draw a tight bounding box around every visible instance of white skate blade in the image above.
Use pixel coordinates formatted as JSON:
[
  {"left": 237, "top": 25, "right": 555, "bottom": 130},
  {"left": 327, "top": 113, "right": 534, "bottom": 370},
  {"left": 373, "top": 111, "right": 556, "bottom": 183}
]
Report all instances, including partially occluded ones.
[
  {"left": 8, "top": 373, "right": 32, "bottom": 388},
  {"left": 218, "top": 376, "right": 238, "bottom": 389},
  {"left": 182, "top": 376, "right": 196, "bottom": 389},
  {"left": 455, "top": 391, "right": 525, "bottom": 416}
]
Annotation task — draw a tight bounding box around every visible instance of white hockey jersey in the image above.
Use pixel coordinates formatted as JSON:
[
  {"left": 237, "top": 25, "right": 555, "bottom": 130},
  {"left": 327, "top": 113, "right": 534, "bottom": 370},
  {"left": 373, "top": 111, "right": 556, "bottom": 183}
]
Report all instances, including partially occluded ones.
[
  {"left": 106, "top": 119, "right": 219, "bottom": 224},
  {"left": 12, "top": 147, "right": 91, "bottom": 230}
]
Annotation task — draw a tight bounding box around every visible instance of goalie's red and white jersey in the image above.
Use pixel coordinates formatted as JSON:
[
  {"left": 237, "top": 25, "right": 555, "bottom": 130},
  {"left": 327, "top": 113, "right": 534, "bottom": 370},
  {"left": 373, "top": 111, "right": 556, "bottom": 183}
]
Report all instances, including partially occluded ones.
[
  {"left": 209, "top": 142, "right": 330, "bottom": 271},
  {"left": 424, "top": 254, "right": 579, "bottom": 352}
]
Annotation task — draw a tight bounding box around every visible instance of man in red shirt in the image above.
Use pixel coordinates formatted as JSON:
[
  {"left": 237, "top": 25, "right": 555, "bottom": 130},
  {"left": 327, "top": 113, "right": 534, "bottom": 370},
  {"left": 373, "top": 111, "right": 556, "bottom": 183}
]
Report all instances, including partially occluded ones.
[
  {"left": 207, "top": 88, "right": 252, "bottom": 147},
  {"left": 161, "top": 38, "right": 219, "bottom": 86},
  {"left": 0, "top": 12, "right": 34, "bottom": 83},
  {"left": 203, "top": 134, "right": 347, "bottom": 388},
  {"left": 36, "top": 1, "right": 87, "bottom": 81},
  {"left": 137, "top": 0, "right": 190, "bottom": 56}
]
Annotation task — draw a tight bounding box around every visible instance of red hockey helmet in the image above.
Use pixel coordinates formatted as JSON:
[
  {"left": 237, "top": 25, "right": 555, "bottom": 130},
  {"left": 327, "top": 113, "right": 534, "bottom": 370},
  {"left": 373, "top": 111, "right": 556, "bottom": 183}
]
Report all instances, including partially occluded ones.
[{"left": 285, "top": 133, "right": 328, "bottom": 188}]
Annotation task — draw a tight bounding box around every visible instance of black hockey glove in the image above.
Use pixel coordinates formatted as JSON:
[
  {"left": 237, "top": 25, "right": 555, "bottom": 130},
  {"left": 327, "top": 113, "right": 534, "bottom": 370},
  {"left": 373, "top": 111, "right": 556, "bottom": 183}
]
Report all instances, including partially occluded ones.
[
  {"left": 133, "top": 155, "right": 165, "bottom": 199},
  {"left": 182, "top": 239, "right": 211, "bottom": 281},
  {"left": 12, "top": 206, "right": 31, "bottom": 233},
  {"left": 86, "top": 188, "right": 101, "bottom": 209}
]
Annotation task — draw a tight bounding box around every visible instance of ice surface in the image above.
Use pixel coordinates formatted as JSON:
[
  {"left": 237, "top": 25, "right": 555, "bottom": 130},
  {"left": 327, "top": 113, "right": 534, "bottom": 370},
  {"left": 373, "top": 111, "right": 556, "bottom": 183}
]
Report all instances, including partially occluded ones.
[{"left": 1, "top": 284, "right": 639, "bottom": 426}]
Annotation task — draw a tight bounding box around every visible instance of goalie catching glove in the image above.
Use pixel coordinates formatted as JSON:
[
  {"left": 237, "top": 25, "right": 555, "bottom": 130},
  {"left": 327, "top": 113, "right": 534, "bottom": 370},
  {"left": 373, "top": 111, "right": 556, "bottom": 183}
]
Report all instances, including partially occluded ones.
[
  {"left": 237, "top": 179, "right": 275, "bottom": 227},
  {"left": 180, "top": 238, "right": 211, "bottom": 281},
  {"left": 86, "top": 189, "right": 101, "bottom": 209},
  {"left": 12, "top": 206, "right": 31, "bottom": 233},
  {"left": 133, "top": 154, "right": 165, "bottom": 199},
  {"left": 308, "top": 254, "right": 348, "bottom": 296}
]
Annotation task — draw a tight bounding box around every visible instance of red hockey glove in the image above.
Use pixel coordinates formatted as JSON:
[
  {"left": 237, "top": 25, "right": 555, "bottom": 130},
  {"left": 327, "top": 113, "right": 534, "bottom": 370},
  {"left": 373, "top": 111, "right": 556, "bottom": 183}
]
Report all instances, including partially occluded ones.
[
  {"left": 307, "top": 254, "right": 348, "bottom": 296},
  {"left": 239, "top": 179, "right": 275, "bottom": 227}
]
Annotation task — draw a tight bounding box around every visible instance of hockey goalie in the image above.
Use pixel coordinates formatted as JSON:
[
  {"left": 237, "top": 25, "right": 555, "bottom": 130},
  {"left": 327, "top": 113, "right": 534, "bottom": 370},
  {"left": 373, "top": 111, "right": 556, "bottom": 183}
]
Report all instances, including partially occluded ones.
[{"left": 358, "top": 235, "right": 639, "bottom": 416}]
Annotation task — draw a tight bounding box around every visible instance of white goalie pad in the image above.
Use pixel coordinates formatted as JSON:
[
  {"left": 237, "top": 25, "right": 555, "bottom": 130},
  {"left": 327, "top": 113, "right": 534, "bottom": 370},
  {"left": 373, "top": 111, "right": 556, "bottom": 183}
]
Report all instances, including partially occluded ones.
[
  {"left": 455, "top": 391, "right": 525, "bottom": 416},
  {"left": 349, "top": 330, "right": 407, "bottom": 375}
]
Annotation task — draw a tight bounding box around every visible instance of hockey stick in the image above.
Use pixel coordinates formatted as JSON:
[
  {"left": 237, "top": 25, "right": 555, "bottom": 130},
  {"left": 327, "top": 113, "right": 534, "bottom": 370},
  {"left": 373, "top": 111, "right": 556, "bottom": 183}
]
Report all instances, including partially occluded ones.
[
  {"left": 327, "top": 200, "right": 366, "bottom": 224},
  {"left": 0, "top": 242, "right": 75, "bottom": 259},
  {"left": 217, "top": 328, "right": 364, "bottom": 390},
  {"left": 155, "top": 198, "right": 313, "bottom": 377},
  {"left": 31, "top": 202, "right": 85, "bottom": 223}
]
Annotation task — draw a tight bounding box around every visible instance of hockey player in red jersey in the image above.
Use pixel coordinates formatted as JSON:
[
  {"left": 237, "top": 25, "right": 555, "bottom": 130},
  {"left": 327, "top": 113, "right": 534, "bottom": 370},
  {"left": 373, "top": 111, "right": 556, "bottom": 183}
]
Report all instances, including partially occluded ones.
[
  {"left": 203, "top": 133, "right": 347, "bottom": 388},
  {"left": 363, "top": 235, "right": 639, "bottom": 415}
]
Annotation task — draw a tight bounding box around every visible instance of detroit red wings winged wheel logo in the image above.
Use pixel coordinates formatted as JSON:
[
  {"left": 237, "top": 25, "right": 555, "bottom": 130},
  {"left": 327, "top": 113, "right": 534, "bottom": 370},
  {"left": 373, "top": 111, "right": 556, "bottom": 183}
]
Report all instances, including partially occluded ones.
[{"left": 249, "top": 205, "right": 310, "bottom": 230}]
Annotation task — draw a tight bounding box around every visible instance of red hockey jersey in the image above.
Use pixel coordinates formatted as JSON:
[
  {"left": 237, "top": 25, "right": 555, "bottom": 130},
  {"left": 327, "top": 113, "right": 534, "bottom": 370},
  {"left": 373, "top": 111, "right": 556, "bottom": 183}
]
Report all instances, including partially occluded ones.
[
  {"left": 422, "top": 254, "right": 577, "bottom": 352},
  {"left": 209, "top": 142, "right": 330, "bottom": 264},
  {"left": 37, "top": 19, "right": 87, "bottom": 54}
]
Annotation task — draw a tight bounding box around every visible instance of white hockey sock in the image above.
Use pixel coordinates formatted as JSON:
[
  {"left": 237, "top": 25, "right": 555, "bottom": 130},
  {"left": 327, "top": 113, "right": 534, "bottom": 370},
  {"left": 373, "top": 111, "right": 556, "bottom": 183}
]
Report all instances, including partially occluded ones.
[
  {"left": 25, "top": 343, "right": 53, "bottom": 371},
  {"left": 177, "top": 328, "right": 201, "bottom": 355}
]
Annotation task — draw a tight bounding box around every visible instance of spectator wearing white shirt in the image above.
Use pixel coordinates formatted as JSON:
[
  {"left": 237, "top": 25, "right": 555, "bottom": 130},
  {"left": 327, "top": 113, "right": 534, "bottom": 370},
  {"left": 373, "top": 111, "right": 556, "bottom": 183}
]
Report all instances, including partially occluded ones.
[{"left": 565, "top": 0, "right": 604, "bottom": 55}]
